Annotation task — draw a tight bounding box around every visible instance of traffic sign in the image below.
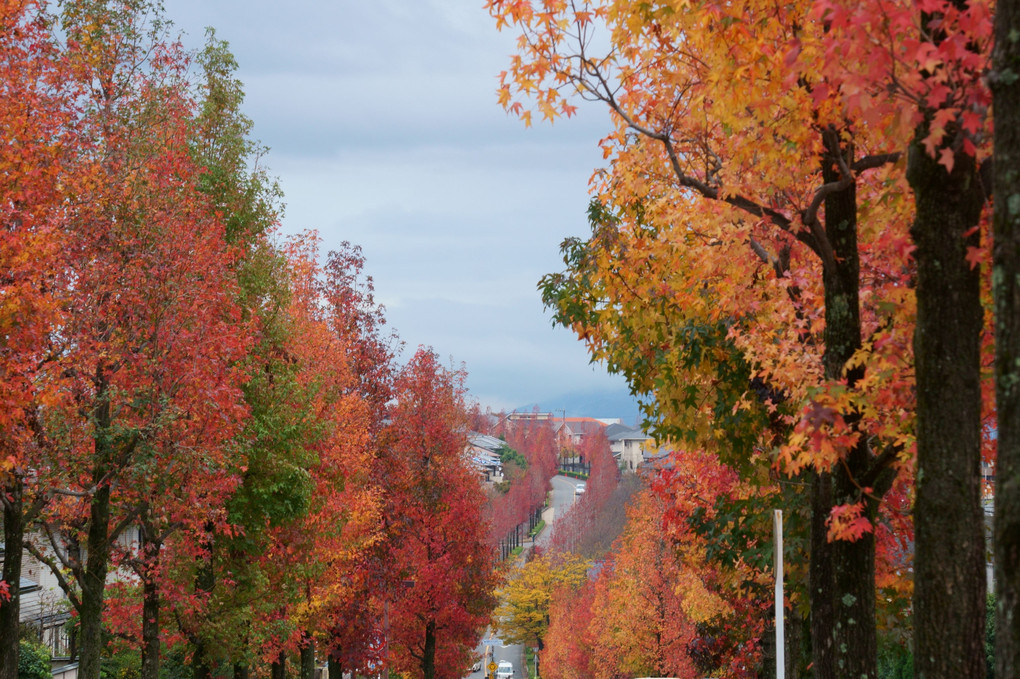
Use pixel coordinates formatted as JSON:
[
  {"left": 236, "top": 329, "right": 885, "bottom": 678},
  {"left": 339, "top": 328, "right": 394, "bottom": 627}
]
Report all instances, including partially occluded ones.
[
  {"left": 481, "top": 638, "right": 500, "bottom": 646},
  {"left": 487, "top": 662, "right": 497, "bottom": 672}
]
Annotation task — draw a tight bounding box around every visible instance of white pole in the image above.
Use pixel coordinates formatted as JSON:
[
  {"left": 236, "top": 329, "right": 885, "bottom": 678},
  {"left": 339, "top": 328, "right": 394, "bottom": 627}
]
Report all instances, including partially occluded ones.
[{"left": 774, "top": 509, "right": 785, "bottom": 679}]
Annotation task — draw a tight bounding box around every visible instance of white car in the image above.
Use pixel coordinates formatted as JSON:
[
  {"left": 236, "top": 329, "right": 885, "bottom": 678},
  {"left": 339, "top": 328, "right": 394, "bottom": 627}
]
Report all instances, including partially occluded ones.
[
  {"left": 496, "top": 661, "right": 514, "bottom": 679},
  {"left": 574, "top": 482, "right": 586, "bottom": 495}
]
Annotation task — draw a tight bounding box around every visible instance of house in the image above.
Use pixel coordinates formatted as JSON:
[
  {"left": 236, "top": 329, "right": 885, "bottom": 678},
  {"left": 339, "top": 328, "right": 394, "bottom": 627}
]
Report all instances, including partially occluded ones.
[
  {"left": 554, "top": 417, "right": 609, "bottom": 447},
  {"left": 1, "top": 541, "right": 76, "bottom": 676},
  {"left": 465, "top": 432, "right": 508, "bottom": 482},
  {"left": 605, "top": 423, "right": 653, "bottom": 472}
]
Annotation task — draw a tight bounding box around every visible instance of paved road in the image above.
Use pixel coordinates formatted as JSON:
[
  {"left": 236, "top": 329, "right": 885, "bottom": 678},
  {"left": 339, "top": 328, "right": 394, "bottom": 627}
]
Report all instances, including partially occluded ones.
[
  {"left": 468, "top": 632, "right": 524, "bottom": 679},
  {"left": 535, "top": 475, "right": 580, "bottom": 550},
  {"left": 470, "top": 475, "right": 580, "bottom": 678}
]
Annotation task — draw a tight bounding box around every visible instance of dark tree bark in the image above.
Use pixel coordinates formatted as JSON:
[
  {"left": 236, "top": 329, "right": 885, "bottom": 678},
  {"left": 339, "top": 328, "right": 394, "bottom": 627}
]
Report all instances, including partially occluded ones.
[
  {"left": 300, "top": 634, "right": 315, "bottom": 679},
  {"left": 192, "top": 639, "right": 211, "bottom": 679},
  {"left": 992, "top": 0, "right": 1020, "bottom": 674},
  {"left": 189, "top": 527, "right": 217, "bottom": 679},
  {"left": 326, "top": 657, "right": 341, "bottom": 679},
  {"left": 421, "top": 619, "right": 437, "bottom": 679},
  {"left": 77, "top": 376, "right": 117, "bottom": 679},
  {"left": 808, "top": 134, "right": 889, "bottom": 679},
  {"left": 140, "top": 573, "right": 160, "bottom": 679},
  {"left": 139, "top": 513, "right": 161, "bottom": 679},
  {"left": 1, "top": 479, "right": 25, "bottom": 679},
  {"left": 271, "top": 650, "right": 287, "bottom": 679},
  {"left": 809, "top": 471, "right": 836, "bottom": 679},
  {"left": 78, "top": 479, "right": 112, "bottom": 679},
  {"left": 907, "top": 122, "right": 987, "bottom": 678}
]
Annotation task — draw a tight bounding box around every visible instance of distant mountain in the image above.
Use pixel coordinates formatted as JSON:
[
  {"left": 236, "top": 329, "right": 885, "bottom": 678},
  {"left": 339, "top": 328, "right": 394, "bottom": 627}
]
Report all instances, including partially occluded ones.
[{"left": 516, "top": 387, "right": 644, "bottom": 426}]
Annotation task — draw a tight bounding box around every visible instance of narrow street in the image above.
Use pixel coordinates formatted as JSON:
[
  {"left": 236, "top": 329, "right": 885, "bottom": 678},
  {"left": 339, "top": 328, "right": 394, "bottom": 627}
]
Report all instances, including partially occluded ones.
[
  {"left": 535, "top": 475, "right": 579, "bottom": 550},
  {"left": 467, "top": 633, "right": 525, "bottom": 679},
  {"left": 472, "top": 475, "right": 580, "bottom": 678}
]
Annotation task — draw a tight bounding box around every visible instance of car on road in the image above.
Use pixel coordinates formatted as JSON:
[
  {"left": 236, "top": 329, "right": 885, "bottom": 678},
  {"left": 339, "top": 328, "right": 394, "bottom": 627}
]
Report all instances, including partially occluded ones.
[
  {"left": 496, "top": 661, "right": 514, "bottom": 679},
  {"left": 471, "top": 660, "right": 481, "bottom": 673},
  {"left": 574, "top": 482, "right": 586, "bottom": 496}
]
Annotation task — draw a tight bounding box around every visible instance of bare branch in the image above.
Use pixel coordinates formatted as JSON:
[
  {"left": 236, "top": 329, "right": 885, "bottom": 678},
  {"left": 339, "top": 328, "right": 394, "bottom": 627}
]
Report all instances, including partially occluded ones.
[
  {"left": 25, "top": 536, "right": 82, "bottom": 613},
  {"left": 749, "top": 237, "right": 771, "bottom": 264}
]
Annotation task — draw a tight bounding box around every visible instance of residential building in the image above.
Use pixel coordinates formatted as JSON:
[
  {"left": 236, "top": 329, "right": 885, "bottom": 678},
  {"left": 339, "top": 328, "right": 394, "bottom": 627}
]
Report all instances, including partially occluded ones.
[{"left": 605, "top": 423, "right": 653, "bottom": 472}]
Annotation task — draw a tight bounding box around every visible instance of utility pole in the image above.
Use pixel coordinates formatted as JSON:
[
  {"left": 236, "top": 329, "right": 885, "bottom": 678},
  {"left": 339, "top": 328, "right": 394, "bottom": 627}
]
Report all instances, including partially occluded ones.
[{"left": 774, "top": 509, "right": 785, "bottom": 679}]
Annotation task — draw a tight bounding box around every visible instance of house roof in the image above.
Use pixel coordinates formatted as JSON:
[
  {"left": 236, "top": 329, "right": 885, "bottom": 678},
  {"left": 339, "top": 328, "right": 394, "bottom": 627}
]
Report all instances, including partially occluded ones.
[
  {"left": 468, "top": 432, "right": 507, "bottom": 453},
  {"left": 605, "top": 423, "right": 652, "bottom": 442},
  {"left": 464, "top": 443, "right": 502, "bottom": 471},
  {"left": 561, "top": 417, "right": 607, "bottom": 438},
  {"left": 640, "top": 448, "right": 676, "bottom": 472}
]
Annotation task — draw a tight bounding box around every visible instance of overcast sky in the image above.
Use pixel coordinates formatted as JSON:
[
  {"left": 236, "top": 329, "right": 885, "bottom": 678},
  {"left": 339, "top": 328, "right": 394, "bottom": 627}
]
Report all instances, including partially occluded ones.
[{"left": 170, "top": 0, "right": 632, "bottom": 413}]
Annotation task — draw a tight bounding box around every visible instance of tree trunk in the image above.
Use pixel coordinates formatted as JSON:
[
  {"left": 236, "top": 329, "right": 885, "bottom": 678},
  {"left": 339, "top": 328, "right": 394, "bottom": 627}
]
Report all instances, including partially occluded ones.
[
  {"left": 421, "top": 620, "right": 437, "bottom": 679},
  {"left": 300, "top": 633, "right": 315, "bottom": 679},
  {"left": 234, "top": 663, "right": 250, "bottom": 679},
  {"left": 809, "top": 471, "right": 836, "bottom": 679},
  {"left": 192, "top": 639, "right": 211, "bottom": 679},
  {"left": 1, "top": 478, "right": 24, "bottom": 679},
  {"left": 190, "top": 530, "right": 217, "bottom": 679},
  {"left": 140, "top": 555, "right": 161, "bottom": 679},
  {"left": 77, "top": 369, "right": 116, "bottom": 679},
  {"left": 907, "top": 128, "right": 987, "bottom": 679},
  {"left": 808, "top": 136, "right": 883, "bottom": 679},
  {"left": 78, "top": 480, "right": 112, "bottom": 679},
  {"left": 829, "top": 501, "right": 877, "bottom": 677},
  {"left": 271, "top": 650, "right": 287, "bottom": 679},
  {"left": 327, "top": 657, "right": 341, "bottom": 679},
  {"left": 992, "top": 1, "right": 1020, "bottom": 673}
]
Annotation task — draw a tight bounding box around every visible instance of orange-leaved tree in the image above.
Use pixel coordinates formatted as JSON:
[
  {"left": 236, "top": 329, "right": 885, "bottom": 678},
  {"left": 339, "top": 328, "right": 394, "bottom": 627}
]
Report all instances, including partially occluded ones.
[
  {"left": 540, "top": 572, "right": 597, "bottom": 679},
  {"left": 0, "top": 0, "right": 79, "bottom": 672},
  {"left": 588, "top": 490, "right": 699, "bottom": 679},
  {"left": 490, "top": 0, "right": 994, "bottom": 674}
]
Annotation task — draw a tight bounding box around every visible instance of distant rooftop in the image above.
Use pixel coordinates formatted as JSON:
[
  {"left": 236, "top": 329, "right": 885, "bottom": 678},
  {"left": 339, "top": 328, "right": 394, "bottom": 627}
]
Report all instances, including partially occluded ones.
[
  {"left": 605, "top": 422, "right": 652, "bottom": 442},
  {"left": 468, "top": 433, "right": 506, "bottom": 453}
]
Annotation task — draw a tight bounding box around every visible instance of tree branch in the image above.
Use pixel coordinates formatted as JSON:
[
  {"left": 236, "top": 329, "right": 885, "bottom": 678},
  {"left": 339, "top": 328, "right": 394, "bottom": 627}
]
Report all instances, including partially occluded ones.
[
  {"left": 852, "top": 152, "right": 902, "bottom": 173},
  {"left": 25, "top": 536, "right": 82, "bottom": 613}
]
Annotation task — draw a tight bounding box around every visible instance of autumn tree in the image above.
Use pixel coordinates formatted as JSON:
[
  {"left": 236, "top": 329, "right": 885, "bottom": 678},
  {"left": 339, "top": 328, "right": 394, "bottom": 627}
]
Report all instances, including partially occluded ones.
[
  {"left": 175, "top": 35, "right": 323, "bottom": 679},
  {"left": 494, "top": 554, "right": 590, "bottom": 653},
  {"left": 812, "top": 0, "right": 996, "bottom": 671},
  {"left": 588, "top": 491, "right": 697, "bottom": 679},
  {"left": 383, "top": 349, "right": 500, "bottom": 679},
  {"left": 487, "top": 1, "right": 989, "bottom": 676},
  {"left": 314, "top": 242, "right": 400, "bottom": 678},
  {"left": 17, "top": 6, "right": 253, "bottom": 679},
  {"left": 0, "top": 0, "right": 78, "bottom": 674},
  {"left": 177, "top": 33, "right": 400, "bottom": 678},
  {"left": 540, "top": 574, "right": 596, "bottom": 679}
]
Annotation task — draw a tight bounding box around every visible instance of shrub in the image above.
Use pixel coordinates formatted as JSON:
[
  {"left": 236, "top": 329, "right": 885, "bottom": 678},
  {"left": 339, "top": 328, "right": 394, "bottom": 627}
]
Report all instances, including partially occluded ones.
[{"left": 19, "top": 639, "right": 50, "bottom": 679}]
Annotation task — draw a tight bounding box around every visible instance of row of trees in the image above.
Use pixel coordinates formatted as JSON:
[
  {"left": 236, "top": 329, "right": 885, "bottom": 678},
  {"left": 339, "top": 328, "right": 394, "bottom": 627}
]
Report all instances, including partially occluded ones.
[
  {"left": 546, "top": 429, "right": 622, "bottom": 556},
  {"left": 543, "top": 490, "right": 731, "bottom": 679},
  {"left": 498, "top": 441, "right": 775, "bottom": 677},
  {"left": 489, "top": 0, "right": 1019, "bottom": 676},
  {"left": 0, "top": 3, "right": 498, "bottom": 679},
  {"left": 484, "top": 418, "right": 559, "bottom": 557}
]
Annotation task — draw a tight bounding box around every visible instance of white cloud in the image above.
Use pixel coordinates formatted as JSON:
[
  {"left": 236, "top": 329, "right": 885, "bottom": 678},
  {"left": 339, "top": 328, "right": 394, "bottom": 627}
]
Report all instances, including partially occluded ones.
[{"left": 170, "top": 0, "right": 630, "bottom": 413}]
